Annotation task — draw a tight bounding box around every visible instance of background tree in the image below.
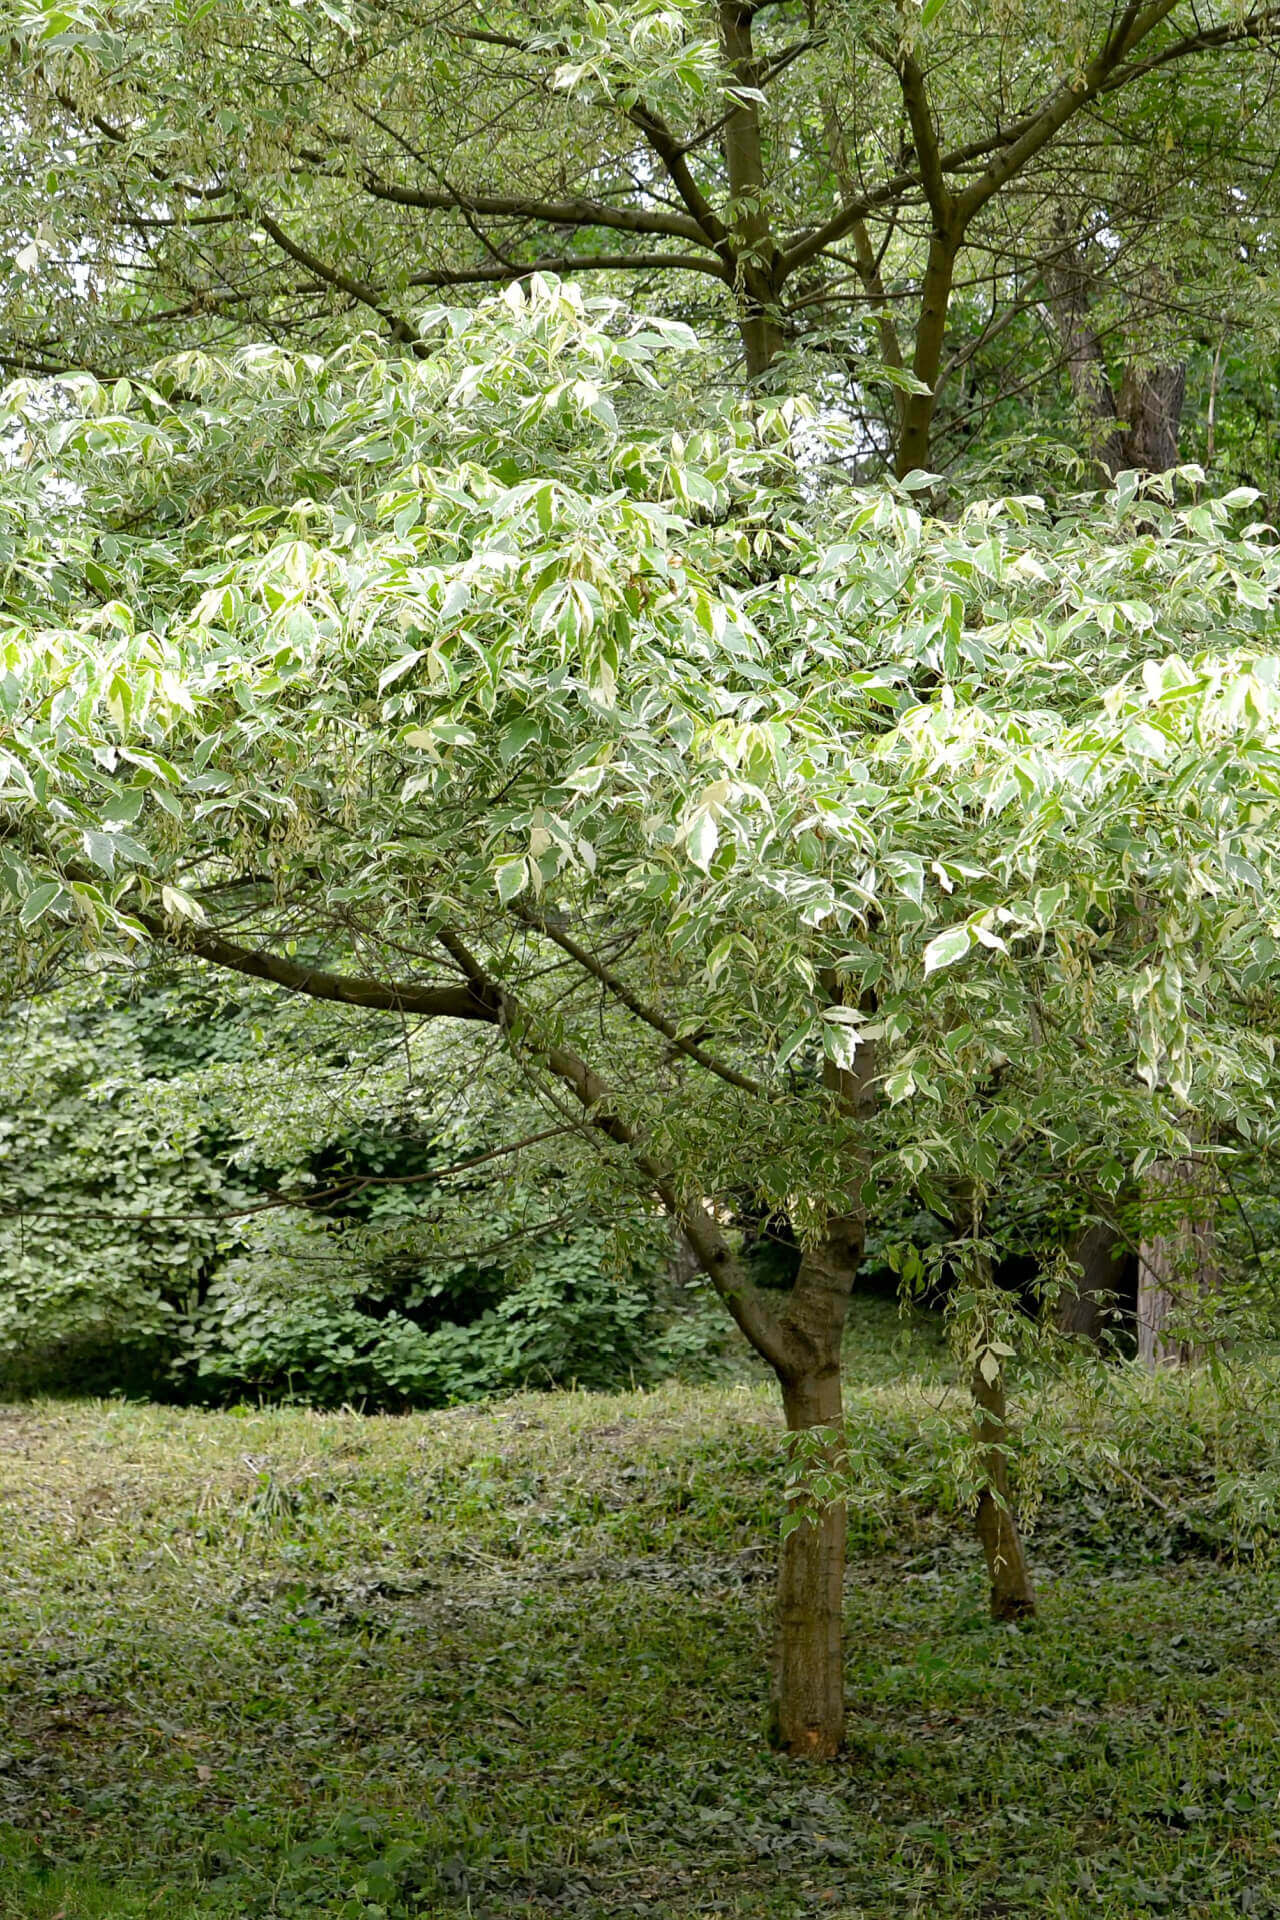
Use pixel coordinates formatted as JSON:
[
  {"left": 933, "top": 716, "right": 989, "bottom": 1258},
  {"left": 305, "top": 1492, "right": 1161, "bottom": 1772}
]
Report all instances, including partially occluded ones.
[{"left": 6, "top": 1, "right": 1280, "bottom": 474}]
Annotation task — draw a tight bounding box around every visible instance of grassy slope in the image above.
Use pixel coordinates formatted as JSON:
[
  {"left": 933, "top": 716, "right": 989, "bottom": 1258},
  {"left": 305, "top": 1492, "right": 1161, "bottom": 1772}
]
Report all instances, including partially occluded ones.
[{"left": 1, "top": 1299, "right": 1279, "bottom": 1920}]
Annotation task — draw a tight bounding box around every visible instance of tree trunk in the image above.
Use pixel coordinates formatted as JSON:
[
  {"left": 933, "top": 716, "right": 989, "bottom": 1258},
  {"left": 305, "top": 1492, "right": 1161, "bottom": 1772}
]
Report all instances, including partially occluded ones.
[
  {"left": 740, "top": 307, "right": 783, "bottom": 379},
  {"left": 1046, "top": 244, "right": 1186, "bottom": 482},
  {"left": 971, "top": 1355, "right": 1037, "bottom": 1620},
  {"left": 1057, "top": 1221, "right": 1127, "bottom": 1342},
  {"left": 767, "top": 1208, "right": 864, "bottom": 1756},
  {"left": 1117, "top": 362, "right": 1187, "bottom": 474},
  {"left": 957, "top": 1210, "right": 1036, "bottom": 1623},
  {"left": 894, "top": 229, "right": 958, "bottom": 477},
  {"left": 719, "top": 4, "right": 783, "bottom": 382},
  {"left": 771, "top": 1361, "right": 846, "bottom": 1757},
  {"left": 1138, "top": 1158, "right": 1217, "bottom": 1369}
]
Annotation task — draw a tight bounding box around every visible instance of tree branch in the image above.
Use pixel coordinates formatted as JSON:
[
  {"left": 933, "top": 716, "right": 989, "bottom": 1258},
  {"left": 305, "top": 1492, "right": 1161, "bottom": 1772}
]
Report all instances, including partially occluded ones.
[
  {"left": 254, "top": 208, "right": 426, "bottom": 350},
  {"left": 779, "top": 0, "right": 1257, "bottom": 281},
  {"left": 626, "top": 97, "right": 735, "bottom": 262},
  {"left": 1096, "top": 3, "right": 1280, "bottom": 88},
  {"left": 346, "top": 175, "right": 711, "bottom": 246},
  {"left": 895, "top": 49, "right": 951, "bottom": 222},
  {"left": 511, "top": 902, "right": 766, "bottom": 1098},
  {"left": 817, "top": 93, "right": 906, "bottom": 388},
  {"left": 428, "top": 928, "right": 792, "bottom": 1366},
  {"left": 168, "top": 916, "right": 789, "bottom": 1362},
  {"left": 405, "top": 251, "right": 732, "bottom": 288},
  {"left": 953, "top": 0, "right": 1183, "bottom": 224}
]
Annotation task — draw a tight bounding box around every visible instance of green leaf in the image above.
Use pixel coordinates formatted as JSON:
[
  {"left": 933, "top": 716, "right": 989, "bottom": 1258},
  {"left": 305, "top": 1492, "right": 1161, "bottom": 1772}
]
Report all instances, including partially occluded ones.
[
  {"left": 20, "top": 881, "right": 66, "bottom": 928},
  {"left": 494, "top": 856, "right": 528, "bottom": 905},
  {"left": 922, "top": 925, "right": 971, "bottom": 976},
  {"left": 775, "top": 1021, "right": 813, "bottom": 1070}
]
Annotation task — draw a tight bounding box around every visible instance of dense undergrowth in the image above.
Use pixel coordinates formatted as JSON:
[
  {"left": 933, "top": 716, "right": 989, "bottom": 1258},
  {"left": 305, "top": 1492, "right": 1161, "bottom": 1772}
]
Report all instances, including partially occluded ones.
[{"left": 2, "top": 1298, "right": 1280, "bottom": 1919}]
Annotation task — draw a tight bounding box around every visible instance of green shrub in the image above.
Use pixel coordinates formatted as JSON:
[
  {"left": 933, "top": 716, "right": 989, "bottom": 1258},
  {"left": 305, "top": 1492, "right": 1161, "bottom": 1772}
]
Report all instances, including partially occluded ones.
[
  {"left": 0, "top": 977, "right": 722, "bottom": 1407},
  {"left": 170, "top": 1227, "right": 708, "bottom": 1408}
]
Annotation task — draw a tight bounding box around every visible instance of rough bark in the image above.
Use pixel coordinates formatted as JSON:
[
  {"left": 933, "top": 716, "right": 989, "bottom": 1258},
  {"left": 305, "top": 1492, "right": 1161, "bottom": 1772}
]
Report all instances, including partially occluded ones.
[
  {"left": 1116, "top": 362, "right": 1187, "bottom": 474},
  {"left": 1046, "top": 249, "right": 1130, "bottom": 476},
  {"left": 1047, "top": 248, "right": 1186, "bottom": 481},
  {"left": 1138, "top": 1158, "right": 1218, "bottom": 1369},
  {"left": 971, "top": 1353, "right": 1037, "bottom": 1621}
]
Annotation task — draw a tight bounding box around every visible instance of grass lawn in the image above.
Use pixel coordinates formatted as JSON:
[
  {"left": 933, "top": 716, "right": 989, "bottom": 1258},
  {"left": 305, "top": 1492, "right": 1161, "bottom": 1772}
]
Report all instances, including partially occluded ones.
[{"left": 2, "top": 1298, "right": 1279, "bottom": 1918}]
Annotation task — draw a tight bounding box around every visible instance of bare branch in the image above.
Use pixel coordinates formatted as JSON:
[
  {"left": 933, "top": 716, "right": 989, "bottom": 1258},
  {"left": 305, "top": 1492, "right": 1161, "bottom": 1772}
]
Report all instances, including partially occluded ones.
[
  {"left": 954, "top": 0, "right": 1182, "bottom": 224},
  {"left": 626, "top": 97, "right": 735, "bottom": 261},
  {"left": 1097, "top": 3, "right": 1280, "bottom": 88},
  {"left": 254, "top": 208, "right": 426, "bottom": 350},
  {"left": 406, "top": 251, "right": 732, "bottom": 288},
  {"left": 121, "top": 906, "right": 493, "bottom": 1021},
  {"left": 511, "top": 903, "right": 766, "bottom": 1098},
  {"left": 348, "top": 176, "right": 711, "bottom": 246}
]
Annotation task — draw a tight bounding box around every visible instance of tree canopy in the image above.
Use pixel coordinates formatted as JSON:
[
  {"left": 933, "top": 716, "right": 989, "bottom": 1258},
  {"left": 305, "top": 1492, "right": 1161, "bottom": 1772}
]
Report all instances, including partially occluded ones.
[{"left": 2, "top": 275, "right": 1277, "bottom": 1289}]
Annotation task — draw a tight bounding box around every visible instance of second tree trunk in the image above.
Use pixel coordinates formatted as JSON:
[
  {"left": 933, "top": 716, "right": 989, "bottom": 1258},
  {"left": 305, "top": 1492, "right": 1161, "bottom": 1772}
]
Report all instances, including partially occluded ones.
[{"left": 971, "top": 1356, "right": 1036, "bottom": 1621}]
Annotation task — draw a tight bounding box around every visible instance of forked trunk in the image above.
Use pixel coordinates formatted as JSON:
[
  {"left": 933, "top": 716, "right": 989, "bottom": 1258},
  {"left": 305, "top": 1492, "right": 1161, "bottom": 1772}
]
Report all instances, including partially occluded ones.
[
  {"left": 770, "top": 1364, "right": 846, "bottom": 1758},
  {"left": 971, "top": 1356, "right": 1036, "bottom": 1620}
]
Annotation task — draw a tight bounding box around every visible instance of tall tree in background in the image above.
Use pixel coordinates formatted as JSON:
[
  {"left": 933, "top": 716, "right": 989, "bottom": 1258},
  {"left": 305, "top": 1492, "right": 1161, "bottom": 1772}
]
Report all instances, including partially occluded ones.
[{"left": 5, "top": 1, "right": 1280, "bottom": 472}]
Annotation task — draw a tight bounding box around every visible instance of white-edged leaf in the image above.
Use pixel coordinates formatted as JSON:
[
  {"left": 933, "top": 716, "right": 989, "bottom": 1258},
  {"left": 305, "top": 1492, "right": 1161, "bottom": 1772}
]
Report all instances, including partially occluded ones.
[
  {"left": 775, "top": 1021, "right": 814, "bottom": 1070},
  {"left": 378, "top": 650, "right": 423, "bottom": 692},
  {"left": 20, "top": 881, "right": 66, "bottom": 928},
  {"left": 685, "top": 809, "right": 719, "bottom": 872},
  {"left": 494, "top": 856, "right": 528, "bottom": 905},
  {"left": 161, "top": 884, "right": 207, "bottom": 925},
  {"left": 922, "top": 924, "right": 971, "bottom": 975}
]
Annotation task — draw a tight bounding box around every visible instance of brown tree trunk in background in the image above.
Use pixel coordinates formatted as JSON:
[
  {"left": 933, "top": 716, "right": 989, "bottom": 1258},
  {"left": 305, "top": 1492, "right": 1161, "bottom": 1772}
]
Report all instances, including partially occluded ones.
[
  {"left": 1047, "top": 250, "right": 1129, "bottom": 477},
  {"left": 1117, "top": 363, "right": 1187, "bottom": 474},
  {"left": 1057, "top": 1221, "right": 1127, "bottom": 1342},
  {"left": 971, "top": 1353, "right": 1037, "bottom": 1620},
  {"left": 1138, "top": 1158, "right": 1218, "bottom": 1369},
  {"left": 1047, "top": 248, "right": 1186, "bottom": 481}
]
